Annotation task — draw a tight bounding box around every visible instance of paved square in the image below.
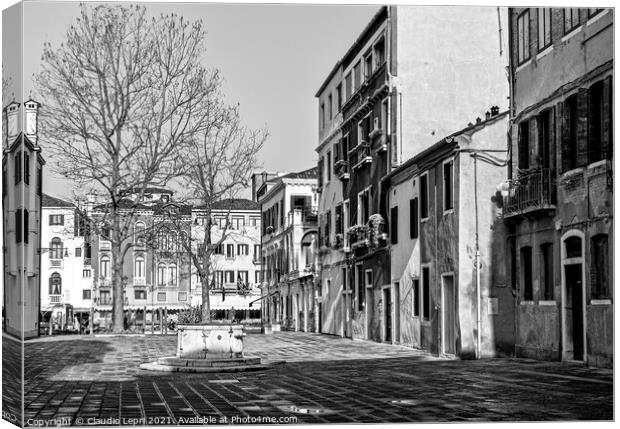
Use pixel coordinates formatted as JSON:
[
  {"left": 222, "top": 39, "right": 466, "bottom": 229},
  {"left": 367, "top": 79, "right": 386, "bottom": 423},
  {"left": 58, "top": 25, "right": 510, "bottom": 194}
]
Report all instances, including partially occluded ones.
[{"left": 2, "top": 332, "right": 613, "bottom": 425}]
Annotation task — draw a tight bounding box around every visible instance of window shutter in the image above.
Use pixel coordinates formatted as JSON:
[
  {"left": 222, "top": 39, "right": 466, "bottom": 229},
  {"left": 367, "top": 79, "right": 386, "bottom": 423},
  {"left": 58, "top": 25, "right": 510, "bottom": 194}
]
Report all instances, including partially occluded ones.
[
  {"left": 528, "top": 118, "right": 536, "bottom": 168},
  {"left": 549, "top": 106, "right": 556, "bottom": 172},
  {"left": 602, "top": 75, "right": 612, "bottom": 160},
  {"left": 390, "top": 206, "right": 398, "bottom": 244},
  {"left": 24, "top": 210, "right": 29, "bottom": 244},
  {"left": 576, "top": 87, "right": 590, "bottom": 167},
  {"left": 559, "top": 101, "right": 572, "bottom": 172},
  {"left": 15, "top": 209, "right": 22, "bottom": 243}
]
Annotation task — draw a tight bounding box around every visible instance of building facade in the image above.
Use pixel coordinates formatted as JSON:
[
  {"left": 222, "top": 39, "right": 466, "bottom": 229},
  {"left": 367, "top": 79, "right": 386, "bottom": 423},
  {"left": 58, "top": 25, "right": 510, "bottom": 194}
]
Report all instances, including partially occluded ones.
[
  {"left": 2, "top": 100, "right": 45, "bottom": 339},
  {"left": 386, "top": 111, "right": 512, "bottom": 357},
  {"left": 40, "top": 194, "right": 93, "bottom": 331},
  {"left": 504, "top": 7, "right": 613, "bottom": 367},
  {"left": 315, "top": 5, "right": 510, "bottom": 343},
  {"left": 255, "top": 168, "right": 319, "bottom": 332},
  {"left": 315, "top": 61, "right": 350, "bottom": 337},
  {"left": 86, "top": 191, "right": 262, "bottom": 330}
]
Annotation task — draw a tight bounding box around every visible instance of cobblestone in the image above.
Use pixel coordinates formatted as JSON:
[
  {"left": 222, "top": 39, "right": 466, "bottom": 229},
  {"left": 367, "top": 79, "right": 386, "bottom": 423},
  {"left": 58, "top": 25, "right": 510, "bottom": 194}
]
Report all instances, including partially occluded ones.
[{"left": 1, "top": 332, "right": 613, "bottom": 425}]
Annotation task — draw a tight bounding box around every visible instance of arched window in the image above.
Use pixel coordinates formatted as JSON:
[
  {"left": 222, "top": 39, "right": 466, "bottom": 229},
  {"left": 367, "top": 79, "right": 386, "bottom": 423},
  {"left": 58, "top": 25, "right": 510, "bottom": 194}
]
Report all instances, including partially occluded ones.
[
  {"left": 49, "top": 272, "right": 62, "bottom": 295},
  {"left": 158, "top": 228, "right": 168, "bottom": 250},
  {"left": 100, "top": 255, "right": 110, "bottom": 278},
  {"left": 168, "top": 232, "right": 177, "bottom": 251},
  {"left": 135, "top": 255, "right": 145, "bottom": 279},
  {"left": 168, "top": 263, "right": 177, "bottom": 285},
  {"left": 157, "top": 263, "right": 166, "bottom": 286},
  {"left": 565, "top": 236, "right": 582, "bottom": 258},
  {"left": 134, "top": 222, "right": 146, "bottom": 247},
  {"left": 50, "top": 237, "right": 63, "bottom": 259}
]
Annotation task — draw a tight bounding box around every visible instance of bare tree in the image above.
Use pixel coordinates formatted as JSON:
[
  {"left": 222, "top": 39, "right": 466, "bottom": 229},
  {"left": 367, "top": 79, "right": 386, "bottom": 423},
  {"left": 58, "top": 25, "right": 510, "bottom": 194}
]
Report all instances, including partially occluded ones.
[
  {"left": 36, "top": 3, "right": 221, "bottom": 332},
  {"left": 171, "top": 103, "right": 268, "bottom": 322}
]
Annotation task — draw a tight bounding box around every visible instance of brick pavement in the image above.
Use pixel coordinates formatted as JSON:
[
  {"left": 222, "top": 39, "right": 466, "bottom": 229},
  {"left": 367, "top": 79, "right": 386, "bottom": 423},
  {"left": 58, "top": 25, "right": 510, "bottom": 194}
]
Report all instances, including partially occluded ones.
[{"left": 2, "top": 332, "right": 614, "bottom": 425}]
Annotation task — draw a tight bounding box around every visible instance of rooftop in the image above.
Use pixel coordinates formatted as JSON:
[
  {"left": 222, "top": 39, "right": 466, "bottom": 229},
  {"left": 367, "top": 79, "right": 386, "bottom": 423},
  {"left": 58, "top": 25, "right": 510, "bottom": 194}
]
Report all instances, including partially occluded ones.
[{"left": 42, "top": 193, "right": 74, "bottom": 208}]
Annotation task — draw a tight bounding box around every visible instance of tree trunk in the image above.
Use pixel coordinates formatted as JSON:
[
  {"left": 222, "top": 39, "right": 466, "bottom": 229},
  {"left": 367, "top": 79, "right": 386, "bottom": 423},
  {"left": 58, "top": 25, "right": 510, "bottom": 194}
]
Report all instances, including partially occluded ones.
[
  {"left": 200, "top": 266, "right": 211, "bottom": 322},
  {"left": 111, "top": 235, "right": 125, "bottom": 333}
]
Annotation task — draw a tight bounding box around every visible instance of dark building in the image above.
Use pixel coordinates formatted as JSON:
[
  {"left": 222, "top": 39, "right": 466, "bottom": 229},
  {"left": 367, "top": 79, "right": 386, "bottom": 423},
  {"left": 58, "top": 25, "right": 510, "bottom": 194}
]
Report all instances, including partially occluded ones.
[{"left": 504, "top": 7, "right": 613, "bottom": 367}]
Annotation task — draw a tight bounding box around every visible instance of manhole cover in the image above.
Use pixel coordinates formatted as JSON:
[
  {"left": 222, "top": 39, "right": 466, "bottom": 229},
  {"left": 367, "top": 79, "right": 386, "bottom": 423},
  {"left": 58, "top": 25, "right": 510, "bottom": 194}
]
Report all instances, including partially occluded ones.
[
  {"left": 390, "top": 399, "right": 420, "bottom": 406},
  {"left": 280, "top": 405, "right": 335, "bottom": 415}
]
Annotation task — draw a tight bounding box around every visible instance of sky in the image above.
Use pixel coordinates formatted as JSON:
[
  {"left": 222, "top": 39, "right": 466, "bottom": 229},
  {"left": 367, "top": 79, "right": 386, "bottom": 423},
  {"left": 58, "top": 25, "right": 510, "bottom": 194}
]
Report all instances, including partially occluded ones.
[{"left": 2, "top": 0, "right": 379, "bottom": 200}]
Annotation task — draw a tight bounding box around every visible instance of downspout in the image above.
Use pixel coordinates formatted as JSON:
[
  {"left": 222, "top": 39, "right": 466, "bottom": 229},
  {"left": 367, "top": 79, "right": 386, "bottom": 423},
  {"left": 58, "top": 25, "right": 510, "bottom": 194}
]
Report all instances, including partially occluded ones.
[{"left": 507, "top": 8, "right": 519, "bottom": 358}]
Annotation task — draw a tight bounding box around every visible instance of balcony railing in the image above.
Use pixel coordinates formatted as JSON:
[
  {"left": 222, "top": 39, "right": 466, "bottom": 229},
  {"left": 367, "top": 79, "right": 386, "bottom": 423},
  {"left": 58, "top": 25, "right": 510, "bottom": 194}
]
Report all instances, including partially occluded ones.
[
  {"left": 286, "top": 207, "right": 318, "bottom": 228},
  {"left": 349, "top": 142, "right": 372, "bottom": 170},
  {"left": 49, "top": 295, "right": 61, "bottom": 303},
  {"left": 83, "top": 257, "right": 92, "bottom": 266},
  {"left": 335, "top": 159, "right": 350, "bottom": 181},
  {"left": 133, "top": 278, "right": 146, "bottom": 286},
  {"left": 503, "top": 168, "right": 556, "bottom": 218}
]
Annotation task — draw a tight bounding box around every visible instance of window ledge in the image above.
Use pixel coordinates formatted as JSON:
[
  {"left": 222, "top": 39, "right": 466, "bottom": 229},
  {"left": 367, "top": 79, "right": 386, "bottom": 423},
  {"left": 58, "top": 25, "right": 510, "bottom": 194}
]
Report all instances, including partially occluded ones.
[
  {"left": 443, "top": 208, "right": 454, "bottom": 216},
  {"left": 590, "top": 299, "right": 612, "bottom": 306},
  {"left": 538, "top": 300, "right": 556, "bottom": 306},
  {"left": 520, "top": 300, "right": 535, "bottom": 305},
  {"left": 561, "top": 26, "right": 582, "bottom": 43},
  {"left": 420, "top": 217, "right": 429, "bottom": 223},
  {"left": 536, "top": 45, "right": 553, "bottom": 61},
  {"left": 515, "top": 58, "right": 533, "bottom": 73},
  {"left": 587, "top": 10, "right": 609, "bottom": 26}
]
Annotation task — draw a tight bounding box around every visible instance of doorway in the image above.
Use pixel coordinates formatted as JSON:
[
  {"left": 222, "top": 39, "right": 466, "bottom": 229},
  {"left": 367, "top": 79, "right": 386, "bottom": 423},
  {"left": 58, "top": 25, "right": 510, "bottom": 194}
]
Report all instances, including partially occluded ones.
[
  {"left": 442, "top": 274, "right": 456, "bottom": 355},
  {"left": 564, "top": 264, "right": 584, "bottom": 361},
  {"left": 383, "top": 287, "right": 392, "bottom": 342},
  {"left": 342, "top": 292, "right": 352, "bottom": 338}
]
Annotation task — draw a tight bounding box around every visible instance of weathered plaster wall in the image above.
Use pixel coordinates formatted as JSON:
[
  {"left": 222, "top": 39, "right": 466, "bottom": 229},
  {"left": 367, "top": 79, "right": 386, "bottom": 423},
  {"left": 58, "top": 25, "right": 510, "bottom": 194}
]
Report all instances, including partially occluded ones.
[
  {"left": 511, "top": 8, "right": 613, "bottom": 115},
  {"left": 457, "top": 116, "right": 510, "bottom": 358},
  {"left": 394, "top": 5, "right": 509, "bottom": 163}
]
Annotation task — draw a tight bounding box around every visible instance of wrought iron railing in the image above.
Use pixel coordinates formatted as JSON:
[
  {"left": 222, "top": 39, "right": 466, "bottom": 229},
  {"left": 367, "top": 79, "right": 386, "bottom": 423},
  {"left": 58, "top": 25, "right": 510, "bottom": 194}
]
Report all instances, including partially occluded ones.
[{"left": 503, "top": 168, "right": 556, "bottom": 217}]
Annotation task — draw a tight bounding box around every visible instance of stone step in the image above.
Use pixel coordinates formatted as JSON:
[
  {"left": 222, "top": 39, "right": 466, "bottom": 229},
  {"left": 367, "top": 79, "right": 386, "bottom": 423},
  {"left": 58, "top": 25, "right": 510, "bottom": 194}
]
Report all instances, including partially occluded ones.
[{"left": 157, "top": 356, "right": 262, "bottom": 368}]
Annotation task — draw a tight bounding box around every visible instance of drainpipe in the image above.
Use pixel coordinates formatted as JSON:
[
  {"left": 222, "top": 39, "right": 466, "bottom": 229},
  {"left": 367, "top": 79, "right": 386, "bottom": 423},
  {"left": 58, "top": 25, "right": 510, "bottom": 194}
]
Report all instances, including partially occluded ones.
[{"left": 474, "top": 154, "right": 482, "bottom": 359}]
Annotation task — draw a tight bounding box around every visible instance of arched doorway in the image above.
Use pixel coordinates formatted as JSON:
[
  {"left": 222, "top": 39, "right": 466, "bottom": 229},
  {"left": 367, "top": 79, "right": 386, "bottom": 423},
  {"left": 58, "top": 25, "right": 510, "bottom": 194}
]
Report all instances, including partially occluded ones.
[{"left": 561, "top": 230, "right": 586, "bottom": 362}]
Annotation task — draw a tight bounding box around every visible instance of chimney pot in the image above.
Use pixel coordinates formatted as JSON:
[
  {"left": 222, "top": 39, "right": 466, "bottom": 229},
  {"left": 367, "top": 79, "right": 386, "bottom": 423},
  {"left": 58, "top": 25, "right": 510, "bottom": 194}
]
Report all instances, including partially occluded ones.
[
  {"left": 476, "top": 117, "right": 482, "bottom": 124},
  {"left": 485, "top": 111, "right": 491, "bottom": 120}
]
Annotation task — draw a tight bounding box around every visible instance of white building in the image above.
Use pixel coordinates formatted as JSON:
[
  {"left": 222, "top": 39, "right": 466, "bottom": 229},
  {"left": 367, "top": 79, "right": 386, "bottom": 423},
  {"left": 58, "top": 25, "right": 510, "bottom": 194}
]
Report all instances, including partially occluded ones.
[
  {"left": 40, "top": 194, "right": 93, "bottom": 331},
  {"left": 254, "top": 168, "right": 320, "bottom": 332},
  {"left": 189, "top": 199, "right": 263, "bottom": 319}
]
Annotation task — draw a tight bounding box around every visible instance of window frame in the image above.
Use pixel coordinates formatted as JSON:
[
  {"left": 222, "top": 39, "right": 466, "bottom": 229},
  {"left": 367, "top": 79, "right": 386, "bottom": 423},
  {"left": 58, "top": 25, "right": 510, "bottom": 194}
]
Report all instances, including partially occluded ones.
[
  {"left": 517, "top": 9, "right": 531, "bottom": 65},
  {"left": 420, "top": 172, "right": 429, "bottom": 221},
  {"left": 564, "top": 8, "right": 581, "bottom": 34},
  {"left": 537, "top": 8, "right": 553, "bottom": 51},
  {"left": 442, "top": 158, "right": 454, "bottom": 212}
]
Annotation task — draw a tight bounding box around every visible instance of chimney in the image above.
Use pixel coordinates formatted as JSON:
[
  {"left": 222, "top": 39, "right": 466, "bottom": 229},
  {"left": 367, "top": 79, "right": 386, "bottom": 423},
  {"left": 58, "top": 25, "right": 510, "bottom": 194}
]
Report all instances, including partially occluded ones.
[
  {"left": 24, "top": 99, "right": 40, "bottom": 145},
  {"left": 485, "top": 111, "right": 491, "bottom": 120},
  {"left": 476, "top": 117, "right": 482, "bottom": 124},
  {"left": 3, "top": 101, "right": 20, "bottom": 148},
  {"left": 491, "top": 106, "right": 500, "bottom": 116}
]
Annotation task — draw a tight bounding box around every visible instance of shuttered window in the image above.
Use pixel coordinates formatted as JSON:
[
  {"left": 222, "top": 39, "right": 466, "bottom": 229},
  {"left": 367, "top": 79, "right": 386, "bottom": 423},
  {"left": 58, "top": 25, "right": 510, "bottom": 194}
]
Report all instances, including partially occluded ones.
[
  {"left": 390, "top": 206, "right": 398, "bottom": 244},
  {"left": 410, "top": 198, "right": 418, "bottom": 239},
  {"left": 590, "top": 234, "right": 609, "bottom": 299},
  {"left": 518, "top": 120, "right": 530, "bottom": 170}
]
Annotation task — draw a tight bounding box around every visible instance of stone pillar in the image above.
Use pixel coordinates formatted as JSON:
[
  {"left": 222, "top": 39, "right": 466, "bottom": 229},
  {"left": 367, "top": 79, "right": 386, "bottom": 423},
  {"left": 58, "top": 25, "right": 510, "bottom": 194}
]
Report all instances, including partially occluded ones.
[
  {"left": 164, "top": 307, "right": 168, "bottom": 334},
  {"left": 143, "top": 306, "right": 146, "bottom": 334},
  {"left": 159, "top": 308, "right": 163, "bottom": 334}
]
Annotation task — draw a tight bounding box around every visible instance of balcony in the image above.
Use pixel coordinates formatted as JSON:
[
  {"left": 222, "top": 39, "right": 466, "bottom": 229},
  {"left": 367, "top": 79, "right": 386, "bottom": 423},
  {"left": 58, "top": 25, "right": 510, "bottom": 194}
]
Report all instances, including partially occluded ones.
[
  {"left": 99, "top": 240, "right": 111, "bottom": 250},
  {"left": 503, "top": 168, "right": 556, "bottom": 218},
  {"left": 286, "top": 207, "right": 318, "bottom": 228},
  {"left": 349, "top": 142, "right": 372, "bottom": 170},
  {"left": 370, "top": 130, "right": 388, "bottom": 153},
  {"left": 49, "top": 295, "right": 61, "bottom": 303},
  {"left": 335, "top": 159, "right": 350, "bottom": 181},
  {"left": 83, "top": 257, "right": 92, "bottom": 266}
]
